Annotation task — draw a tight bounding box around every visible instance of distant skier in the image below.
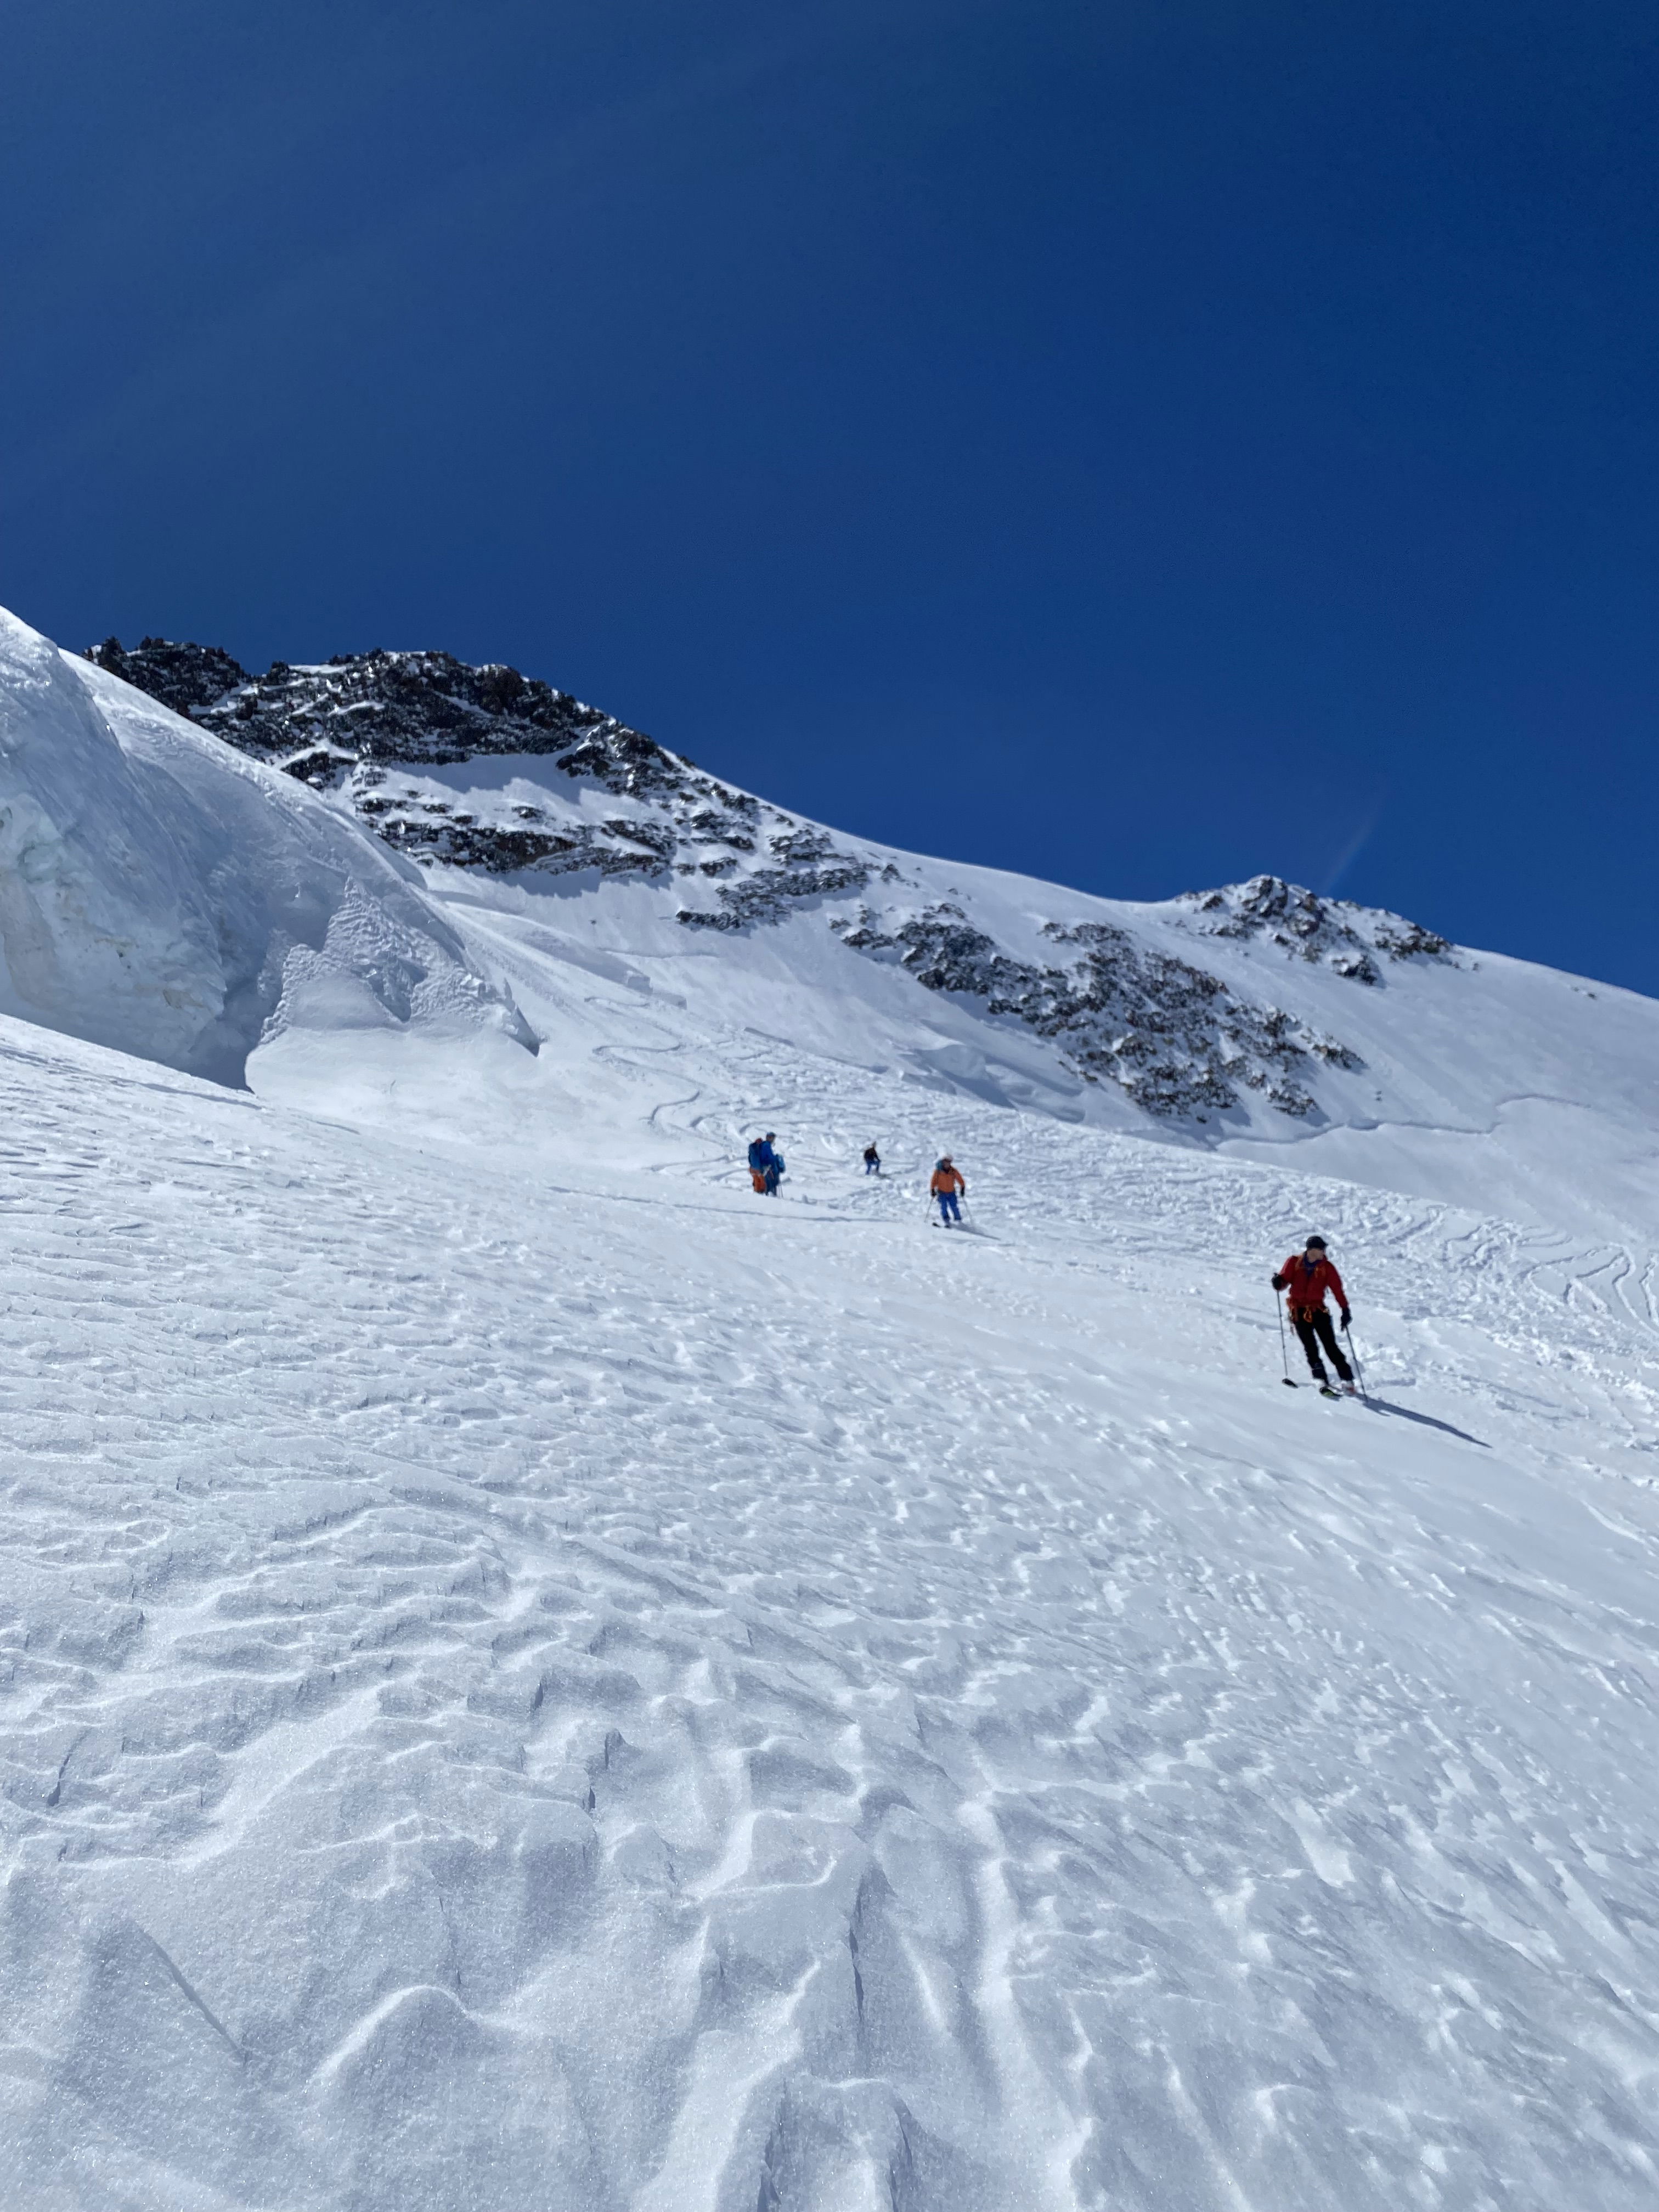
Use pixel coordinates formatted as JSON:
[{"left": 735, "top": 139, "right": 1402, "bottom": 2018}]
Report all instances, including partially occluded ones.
[
  {"left": 863, "top": 1143, "right": 881, "bottom": 1176},
  {"left": 747, "top": 1133, "right": 781, "bottom": 1196},
  {"left": 931, "top": 1155, "right": 966, "bottom": 1226},
  {"left": 1272, "top": 1235, "right": 1356, "bottom": 1393}
]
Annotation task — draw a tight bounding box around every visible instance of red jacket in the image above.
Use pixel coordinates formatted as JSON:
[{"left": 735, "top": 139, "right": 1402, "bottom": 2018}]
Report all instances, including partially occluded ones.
[
  {"left": 1275, "top": 1254, "right": 1346, "bottom": 1313},
  {"left": 931, "top": 1165, "right": 965, "bottom": 1194}
]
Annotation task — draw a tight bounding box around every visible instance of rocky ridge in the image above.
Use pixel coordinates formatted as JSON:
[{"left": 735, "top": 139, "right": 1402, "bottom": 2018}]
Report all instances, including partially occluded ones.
[
  {"left": 83, "top": 636, "right": 755, "bottom": 883},
  {"left": 833, "top": 904, "right": 1359, "bottom": 1119},
  {"left": 1173, "top": 873, "right": 1451, "bottom": 980},
  {"left": 87, "top": 635, "right": 1455, "bottom": 1124}
]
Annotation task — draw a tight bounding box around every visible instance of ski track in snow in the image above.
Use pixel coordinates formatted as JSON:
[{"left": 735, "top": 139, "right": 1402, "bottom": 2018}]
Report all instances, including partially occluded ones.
[{"left": 2, "top": 1005, "right": 1659, "bottom": 2211}]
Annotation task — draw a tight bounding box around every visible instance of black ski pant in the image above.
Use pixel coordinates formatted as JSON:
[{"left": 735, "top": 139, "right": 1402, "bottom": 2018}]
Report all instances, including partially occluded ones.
[{"left": 1291, "top": 1305, "right": 1352, "bottom": 1384}]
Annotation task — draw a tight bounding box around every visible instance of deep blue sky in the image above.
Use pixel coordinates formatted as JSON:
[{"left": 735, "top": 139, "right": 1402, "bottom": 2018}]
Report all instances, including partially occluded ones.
[{"left": 4, "top": 2, "right": 1657, "bottom": 991}]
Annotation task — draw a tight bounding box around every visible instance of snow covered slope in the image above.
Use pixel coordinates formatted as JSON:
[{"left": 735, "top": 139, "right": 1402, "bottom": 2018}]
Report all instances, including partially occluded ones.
[
  {"left": 83, "top": 631, "right": 1659, "bottom": 1238},
  {"left": 0, "top": 614, "right": 1646, "bottom": 2210},
  {"left": 1, "top": 1009, "right": 1658, "bottom": 2212},
  {"left": 0, "top": 614, "right": 531, "bottom": 1086}
]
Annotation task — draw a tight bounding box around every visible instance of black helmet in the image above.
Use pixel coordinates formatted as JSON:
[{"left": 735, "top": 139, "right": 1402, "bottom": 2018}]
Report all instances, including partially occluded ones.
[{"left": 1305, "top": 1234, "right": 1328, "bottom": 1250}]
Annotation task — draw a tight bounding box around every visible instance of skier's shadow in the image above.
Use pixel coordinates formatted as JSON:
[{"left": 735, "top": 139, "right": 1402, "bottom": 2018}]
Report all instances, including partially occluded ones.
[{"left": 1363, "top": 1396, "right": 1489, "bottom": 1448}]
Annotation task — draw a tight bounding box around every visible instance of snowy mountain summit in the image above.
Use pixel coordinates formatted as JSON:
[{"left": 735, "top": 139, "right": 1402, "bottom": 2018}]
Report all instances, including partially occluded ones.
[
  {"left": 1173, "top": 871, "right": 1451, "bottom": 975},
  {"left": 0, "top": 609, "right": 1654, "bottom": 2212},
  {"left": 83, "top": 629, "right": 1657, "bottom": 1233},
  {"left": 86, "top": 635, "right": 1453, "bottom": 1124}
]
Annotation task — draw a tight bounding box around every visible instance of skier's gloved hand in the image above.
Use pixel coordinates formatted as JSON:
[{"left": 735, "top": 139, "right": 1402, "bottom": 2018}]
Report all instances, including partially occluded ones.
[
  {"left": 1271, "top": 1273, "right": 1288, "bottom": 1292},
  {"left": 1341, "top": 1309, "right": 1352, "bottom": 1329}
]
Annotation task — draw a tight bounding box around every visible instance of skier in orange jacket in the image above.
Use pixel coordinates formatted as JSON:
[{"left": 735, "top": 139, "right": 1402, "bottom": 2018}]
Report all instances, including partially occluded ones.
[{"left": 930, "top": 1156, "right": 966, "bottom": 1226}]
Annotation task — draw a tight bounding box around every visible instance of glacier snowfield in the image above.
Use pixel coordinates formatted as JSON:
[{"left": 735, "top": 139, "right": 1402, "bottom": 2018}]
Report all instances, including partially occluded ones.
[
  {"left": 3, "top": 1012, "right": 1658, "bottom": 2211},
  {"left": 2, "top": 607, "right": 1659, "bottom": 2209}
]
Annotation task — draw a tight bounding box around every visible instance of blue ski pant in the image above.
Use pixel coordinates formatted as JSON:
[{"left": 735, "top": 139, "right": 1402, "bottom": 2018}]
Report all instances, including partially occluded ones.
[{"left": 936, "top": 1190, "right": 961, "bottom": 1222}]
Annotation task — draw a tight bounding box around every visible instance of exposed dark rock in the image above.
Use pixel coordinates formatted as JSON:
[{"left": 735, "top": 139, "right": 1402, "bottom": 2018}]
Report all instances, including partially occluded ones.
[
  {"left": 80, "top": 636, "right": 785, "bottom": 885},
  {"left": 676, "top": 854, "right": 871, "bottom": 930},
  {"left": 1175, "top": 874, "right": 1449, "bottom": 974},
  {"left": 86, "top": 637, "right": 249, "bottom": 720},
  {"left": 833, "top": 904, "right": 1362, "bottom": 1120},
  {"left": 205, "top": 647, "right": 665, "bottom": 790},
  {"left": 373, "top": 812, "right": 672, "bottom": 879},
  {"left": 87, "top": 636, "right": 681, "bottom": 792},
  {"left": 91, "top": 634, "right": 1387, "bottom": 1126}
]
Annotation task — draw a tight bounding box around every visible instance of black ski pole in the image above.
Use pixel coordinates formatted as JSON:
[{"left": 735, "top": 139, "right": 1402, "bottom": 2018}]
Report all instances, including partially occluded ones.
[
  {"left": 1277, "top": 1291, "right": 1297, "bottom": 1386},
  {"left": 1343, "top": 1316, "right": 1367, "bottom": 1403}
]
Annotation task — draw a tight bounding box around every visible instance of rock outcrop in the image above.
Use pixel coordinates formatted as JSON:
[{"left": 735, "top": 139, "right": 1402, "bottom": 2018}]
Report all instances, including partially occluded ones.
[
  {"left": 833, "top": 904, "right": 1358, "bottom": 1120},
  {"left": 1173, "top": 874, "right": 1451, "bottom": 980},
  {"left": 92, "top": 636, "right": 1474, "bottom": 1125}
]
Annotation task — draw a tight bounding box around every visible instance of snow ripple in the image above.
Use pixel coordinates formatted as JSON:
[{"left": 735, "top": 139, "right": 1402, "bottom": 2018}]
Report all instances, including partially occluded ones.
[{"left": 0, "top": 1024, "right": 1656, "bottom": 2208}]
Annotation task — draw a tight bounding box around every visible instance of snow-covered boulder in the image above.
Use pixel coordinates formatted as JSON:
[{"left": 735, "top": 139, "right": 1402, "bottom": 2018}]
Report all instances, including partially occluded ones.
[{"left": 0, "top": 610, "right": 533, "bottom": 1085}]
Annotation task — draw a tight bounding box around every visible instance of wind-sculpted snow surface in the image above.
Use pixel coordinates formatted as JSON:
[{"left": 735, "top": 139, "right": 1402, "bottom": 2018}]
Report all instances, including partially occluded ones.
[
  {"left": 2, "top": 1000, "right": 1659, "bottom": 2211},
  {"left": 0, "top": 613, "right": 531, "bottom": 1085}
]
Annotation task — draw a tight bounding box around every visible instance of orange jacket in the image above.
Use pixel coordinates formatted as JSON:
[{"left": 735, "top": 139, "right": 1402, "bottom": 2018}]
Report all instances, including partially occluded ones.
[{"left": 931, "top": 1165, "right": 965, "bottom": 1195}]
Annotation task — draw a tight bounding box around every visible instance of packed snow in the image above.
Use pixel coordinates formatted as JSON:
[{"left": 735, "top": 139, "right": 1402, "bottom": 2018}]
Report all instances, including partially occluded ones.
[{"left": 1, "top": 610, "right": 1658, "bottom": 2210}]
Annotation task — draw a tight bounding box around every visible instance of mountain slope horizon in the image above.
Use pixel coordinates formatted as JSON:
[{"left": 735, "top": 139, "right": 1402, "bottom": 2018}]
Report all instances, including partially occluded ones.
[
  {"left": 0, "top": 608, "right": 1651, "bottom": 2208},
  {"left": 76, "top": 624, "right": 1659, "bottom": 1244}
]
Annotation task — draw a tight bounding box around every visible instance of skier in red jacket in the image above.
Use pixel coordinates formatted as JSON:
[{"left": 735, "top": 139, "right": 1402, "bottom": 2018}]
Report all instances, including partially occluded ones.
[{"left": 1272, "top": 1236, "right": 1356, "bottom": 1392}]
